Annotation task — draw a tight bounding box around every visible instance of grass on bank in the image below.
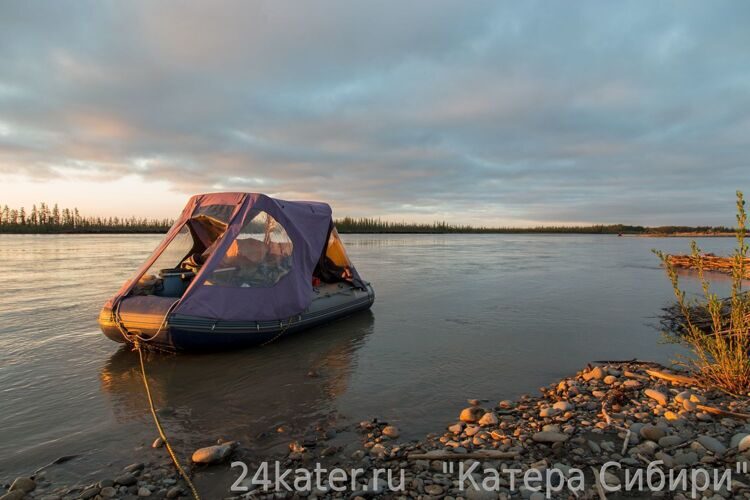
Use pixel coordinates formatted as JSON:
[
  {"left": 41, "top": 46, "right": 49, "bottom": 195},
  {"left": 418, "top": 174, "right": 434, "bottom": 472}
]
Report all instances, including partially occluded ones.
[{"left": 654, "top": 191, "right": 750, "bottom": 395}]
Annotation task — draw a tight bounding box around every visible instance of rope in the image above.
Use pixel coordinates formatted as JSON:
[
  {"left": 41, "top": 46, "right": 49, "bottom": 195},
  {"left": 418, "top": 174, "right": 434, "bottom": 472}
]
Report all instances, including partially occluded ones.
[
  {"left": 134, "top": 339, "right": 202, "bottom": 500},
  {"left": 260, "top": 315, "right": 296, "bottom": 346}
]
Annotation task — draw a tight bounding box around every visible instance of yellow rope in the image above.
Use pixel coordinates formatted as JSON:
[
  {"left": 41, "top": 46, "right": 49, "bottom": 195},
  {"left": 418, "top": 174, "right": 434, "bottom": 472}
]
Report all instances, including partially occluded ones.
[{"left": 135, "top": 340, "right": 202, "bottom": 500}]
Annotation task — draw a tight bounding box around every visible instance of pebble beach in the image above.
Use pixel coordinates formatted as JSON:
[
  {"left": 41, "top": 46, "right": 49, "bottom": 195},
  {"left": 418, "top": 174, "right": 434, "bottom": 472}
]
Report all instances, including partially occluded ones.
[{"left": 5, "top": 361, "right": 750, "bottom": 500}]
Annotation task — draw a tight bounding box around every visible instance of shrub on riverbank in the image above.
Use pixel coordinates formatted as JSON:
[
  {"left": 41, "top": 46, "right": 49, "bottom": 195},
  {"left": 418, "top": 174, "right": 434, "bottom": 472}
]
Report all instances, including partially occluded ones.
[{"left": 655, "top": 191, "right": 750, "bottom": 395}]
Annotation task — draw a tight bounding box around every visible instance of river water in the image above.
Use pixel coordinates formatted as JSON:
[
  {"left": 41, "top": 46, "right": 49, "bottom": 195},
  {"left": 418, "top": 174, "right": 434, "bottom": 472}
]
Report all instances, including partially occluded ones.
[{"left": 0, "top": 234, "right": 741, "bottom": 484}]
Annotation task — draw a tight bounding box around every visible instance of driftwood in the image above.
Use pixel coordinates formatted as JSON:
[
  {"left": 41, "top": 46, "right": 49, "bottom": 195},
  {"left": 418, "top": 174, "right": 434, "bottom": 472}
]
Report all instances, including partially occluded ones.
[
  {"left": 644, "top": 369, "right": 699, "bottom": 386},
  {"left": 33, "top": 454, "right": 79, "bottom": 475},
  {"left": 593, "top": 359, "right": 661, "bottom": 366},
  {"left": 696, "top": 404, "right": 750, "bottom": 420},
  {"left": 591, "top": 466, "right": 608, "bottom": 500},
  {"left": 667, "top": 253, "right": 750, "bottom": 279},
  {"left": 407, "top": 450, "right": 519, "bottom": 460}
]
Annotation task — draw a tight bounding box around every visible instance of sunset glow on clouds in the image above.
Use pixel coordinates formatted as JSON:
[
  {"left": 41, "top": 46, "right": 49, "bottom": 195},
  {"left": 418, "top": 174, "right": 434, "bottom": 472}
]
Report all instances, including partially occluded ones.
[{"left": 1, "top": 1, "right": 749, "bottom": 225}]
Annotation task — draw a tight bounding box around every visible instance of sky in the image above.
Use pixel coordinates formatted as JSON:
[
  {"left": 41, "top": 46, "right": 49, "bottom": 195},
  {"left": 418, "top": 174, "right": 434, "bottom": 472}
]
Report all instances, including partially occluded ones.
[{"left": 1, "top": 1, "right": 749, "bottom": 226}]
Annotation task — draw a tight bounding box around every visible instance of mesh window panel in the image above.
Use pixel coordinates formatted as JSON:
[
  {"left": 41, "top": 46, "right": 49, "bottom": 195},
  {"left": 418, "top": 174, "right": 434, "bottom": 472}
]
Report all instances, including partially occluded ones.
[{"left": 206, "top": 210, "right": 293, "bottom": 287}]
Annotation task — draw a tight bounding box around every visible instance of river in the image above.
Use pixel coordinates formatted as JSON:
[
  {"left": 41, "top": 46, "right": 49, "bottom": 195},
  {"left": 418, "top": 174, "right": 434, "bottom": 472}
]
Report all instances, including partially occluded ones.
[{"left": 0, "top": 233, "right": 740, "bottom": 484}]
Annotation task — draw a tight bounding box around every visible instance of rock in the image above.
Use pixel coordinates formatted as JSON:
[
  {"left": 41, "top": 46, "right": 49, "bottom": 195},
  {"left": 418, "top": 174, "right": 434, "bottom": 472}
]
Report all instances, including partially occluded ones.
[
  {"left": 138, "top": 486, "right": 152, "bottom": 497},
  {"left": 644, "top": 389, "right": 668, "bottom": 406},
  {"left": 100, "top": 486, "right": 117, "bottom": 498},
  {"left": 382, "top": 425, "right": 400, "bottom": 439},
  {"left": 79, "top": 487, "right": 100, "bottom": 499},
  {"left": 152, "top": 437, "right": 164, "bottom": 448},
  {"left": 732, "top": 433, "right": 750, "bottom": 452},
  {"left": 124, "top": 463, "right": 145, "bottom": 473},
  {"left": 675, "top": 391, "right": 692, "bottom": 404},
  {"left": 682, "top": 400, "right": 697, "bottom": 411},
  {"left": 539, "top": 407, "right": 559, "bottom": 418},
  {"left": 640, "top": 424, "right": 666, "bottom": 442},
  {"left": 468, "top": 399, "right": 480, "bottom": 406},
  {"left": 583, "top": 366, "right": 605, "bottom": 381},
  {"left": 0, "top": 491, "right": 25, "bottom": 500},
  {"left": 465, "top": 485, "right": 498, "bottom": 500},
  {"left": 498, "top": 399, "right": 514, "bottom": 409},
  {"left": 166, "top": 486, "right": 183, "bottom": 498},
  {"left": 602, "top": 471, "right": 620, "bottom": 487},
  {"left": 658, "top": 435, "right": 685, "bottom": 447},
  {"left": 553, "top": 401, "right": 573, "bottom": 412},
  {"left": 367, "top": 476, "right": 386, "bottom": 494},
  {"left": 447, "top": 423, "right": 464, "bottom": 434},
  {"left": 114, "top": 473, "right": 138, "bottom": 486},
  {"left": 465, "top": 424, "right": 480, "bottom": 436},
  {"left": 320, "top": 445, "right": 338, "bottom": 457},
  {"left": 9, "top": 477, "right": 35, "bottom": 493},
  {"left": 674, "top": 451, "right": 698, "bottom": 466},
  {"left": 588, "top": 440, "right": 601, "bottom": 454},
  {"left": 459, "top": 407, "right": 485, "bottom": 423},
  {"left": 370, "top": 443, "right": 388, "bottom": 458},
  {"left": 600, "top": 440, "right": 616, "bottom": 452},
  {"left": 478, "top": 412, "right": 498, "bottom": 426},
  {"left": 289, "top": 441, "right": 306, "bottom": 453},
  {"left": 655, "top": 451, "right": 675, "bottom": 468},
  {"left": 192, "top": 441, "right": 236, "bottom": 464},
  {"left": 603, "top": 375, "right": 618, "bottom": 385},
  {"left": 689, "top": 393, "right": 705, "bottom": 403},
  {"left": 622, "top": 379, "right": 642, "bottom": 389},
  {"left": 696, "top": 435, "right": 727, "bottom": 455},
  {"left": 424, "top": 484, "right": 444, "bottom": 496},
  {"left": 532, "top": 431, "right": 569, "bottom": 443},
  {"left": 663, "top": 411, "right": 681, "bottom": 421}
]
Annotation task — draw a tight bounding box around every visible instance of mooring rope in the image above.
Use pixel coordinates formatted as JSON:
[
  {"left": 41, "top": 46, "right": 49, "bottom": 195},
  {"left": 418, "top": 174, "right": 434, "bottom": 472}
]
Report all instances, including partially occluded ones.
[{"left": 134, "top": 339, "right": 202, "bottom": 500}]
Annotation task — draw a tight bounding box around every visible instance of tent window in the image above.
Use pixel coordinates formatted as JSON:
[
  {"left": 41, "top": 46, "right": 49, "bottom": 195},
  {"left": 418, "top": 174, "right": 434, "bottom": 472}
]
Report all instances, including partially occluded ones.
[
  {"left": 326, "top": 228, "right": 354, "bottom": 280},
  {"left": 206, "top": 210, "right": 293, "bottom": 288},
  {"left": 314, "top": 228, "right": 354, "bottom": 283},
  {"left": 144, "top": 225, "right": 194, "bottom": 278},
  {"left": 191, "top": 204, "right": 235, "bottom": 225}
]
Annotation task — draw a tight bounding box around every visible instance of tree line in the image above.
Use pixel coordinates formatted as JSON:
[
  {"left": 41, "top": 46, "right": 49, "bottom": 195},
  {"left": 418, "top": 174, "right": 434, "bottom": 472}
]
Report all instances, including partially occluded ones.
[
  {"left": 333, "top": 217, "right": 733, "bottom": 235},
  {"left": 0, "top": 203, "right": 173, "bottom": 233},
  {"left": 0, "top": 204, "right": 734, "bottom": 235}
]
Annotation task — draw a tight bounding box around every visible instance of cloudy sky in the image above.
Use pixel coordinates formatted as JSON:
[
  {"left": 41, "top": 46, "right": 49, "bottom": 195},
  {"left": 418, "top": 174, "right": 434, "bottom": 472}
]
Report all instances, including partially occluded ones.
[{"left": 1, "top": 1, "right": 749, "bottom": 226}]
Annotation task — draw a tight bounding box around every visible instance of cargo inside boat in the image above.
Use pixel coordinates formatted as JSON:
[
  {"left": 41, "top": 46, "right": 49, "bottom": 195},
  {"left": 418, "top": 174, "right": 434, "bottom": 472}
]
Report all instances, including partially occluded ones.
[{"left": 98, "top": 192, "right": 374, "bottom": 351}]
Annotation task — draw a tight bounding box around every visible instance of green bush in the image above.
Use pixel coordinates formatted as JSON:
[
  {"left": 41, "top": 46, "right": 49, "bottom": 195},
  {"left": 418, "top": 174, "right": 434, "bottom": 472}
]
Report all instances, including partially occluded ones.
[{"left": 654, "top": 191, "right": 750, "bottom": 395}]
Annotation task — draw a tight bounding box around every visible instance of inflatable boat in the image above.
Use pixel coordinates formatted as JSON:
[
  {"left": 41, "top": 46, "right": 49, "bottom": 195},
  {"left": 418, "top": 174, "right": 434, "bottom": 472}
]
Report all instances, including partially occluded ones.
[{"left": 98, "top": 192, "right": 374, "bottom": 351}]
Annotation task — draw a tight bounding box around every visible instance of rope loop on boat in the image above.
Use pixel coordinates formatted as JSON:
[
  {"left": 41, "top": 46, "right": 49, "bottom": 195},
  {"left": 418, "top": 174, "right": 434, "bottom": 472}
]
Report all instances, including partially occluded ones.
[
  {"left": 260, "top": 315, "right": 296, "bottom": 346},
  {"left": 133, "top": 338, "right": 202, "bottom": 500}
]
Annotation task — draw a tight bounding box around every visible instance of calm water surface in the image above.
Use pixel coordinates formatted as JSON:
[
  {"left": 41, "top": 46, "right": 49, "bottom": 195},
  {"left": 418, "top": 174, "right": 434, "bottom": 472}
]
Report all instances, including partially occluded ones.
[{"left": 0, "top": 234, "right": 740, "bottom": 483}]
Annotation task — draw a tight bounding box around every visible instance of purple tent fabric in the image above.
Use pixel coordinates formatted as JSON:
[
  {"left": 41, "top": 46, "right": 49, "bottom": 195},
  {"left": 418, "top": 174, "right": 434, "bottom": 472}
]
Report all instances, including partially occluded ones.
[{"left": 108, "top": 193, "right": 345, "bottom": 322}]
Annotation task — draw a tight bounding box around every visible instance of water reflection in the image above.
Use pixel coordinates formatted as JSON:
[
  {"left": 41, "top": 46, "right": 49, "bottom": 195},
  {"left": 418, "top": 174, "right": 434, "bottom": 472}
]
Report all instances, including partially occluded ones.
[{"left": 99, "top": 311, "right": 374, "bottom": 455}]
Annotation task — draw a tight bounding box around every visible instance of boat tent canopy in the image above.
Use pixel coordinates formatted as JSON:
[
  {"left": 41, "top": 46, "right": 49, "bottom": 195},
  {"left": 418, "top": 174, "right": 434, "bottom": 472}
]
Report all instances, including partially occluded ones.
[{"left": 107, "top": 193, "right": 364, "bottom": 321}]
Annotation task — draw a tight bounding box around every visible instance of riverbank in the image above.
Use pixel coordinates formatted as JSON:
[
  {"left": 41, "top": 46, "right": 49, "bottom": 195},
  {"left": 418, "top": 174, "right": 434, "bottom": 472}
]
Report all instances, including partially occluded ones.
[
  {"left": 5, "top": 361, "right": 750, "bottom": 499},
  {"left": 636, "top": 233, "right": 736, "bottom": 238}
]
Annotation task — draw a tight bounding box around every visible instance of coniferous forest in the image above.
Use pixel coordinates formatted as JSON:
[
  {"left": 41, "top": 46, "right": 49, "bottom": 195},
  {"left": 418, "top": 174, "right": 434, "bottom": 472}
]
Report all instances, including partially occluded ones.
[
  {"left": 0, "top": 203, "right": 734, "bottom": 235},
  {"left": 0, "top": 203, "right": 173, "bottom": 233}
]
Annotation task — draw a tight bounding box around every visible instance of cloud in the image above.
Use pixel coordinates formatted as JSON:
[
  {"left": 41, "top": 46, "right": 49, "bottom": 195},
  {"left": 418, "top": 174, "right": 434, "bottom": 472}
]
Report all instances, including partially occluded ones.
[{"left": 0, "top": 0, "right": 749, "bottom": 225}]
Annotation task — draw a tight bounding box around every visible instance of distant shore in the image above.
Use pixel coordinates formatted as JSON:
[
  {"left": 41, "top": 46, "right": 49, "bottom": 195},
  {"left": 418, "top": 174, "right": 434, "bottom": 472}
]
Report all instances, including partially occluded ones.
[
  {"left": 634, "top": 232, "right": 736, "bottom": 238},
  {"left": 0, "top": 229, "right": 737, "bottom": 236},
  {"left": 0, "top": 204, "right": 736, "bottom": 235}
]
